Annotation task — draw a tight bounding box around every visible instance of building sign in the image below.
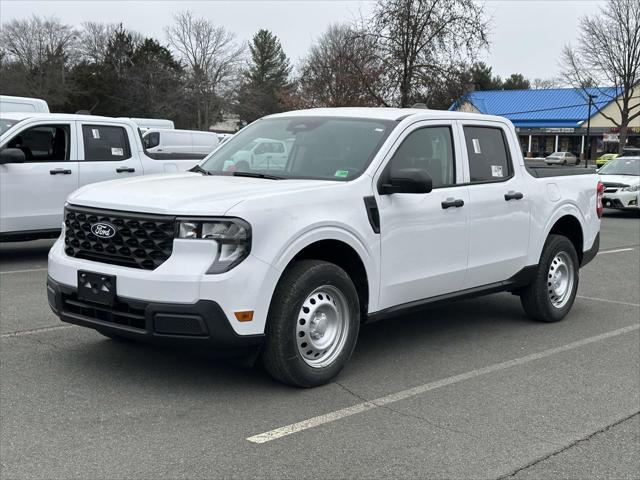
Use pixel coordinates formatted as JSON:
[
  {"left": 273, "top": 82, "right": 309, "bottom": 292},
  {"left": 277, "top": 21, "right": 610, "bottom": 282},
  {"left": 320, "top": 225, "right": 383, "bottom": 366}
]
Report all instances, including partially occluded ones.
[
  {"left": 603, "top": 133, "right": 620, "bottom": 143},
  {"left": 543, "top": 128, "right": 575, "bottom": 133},
  {"left": 609, "top": 127, "right": 640, "bottom": 134}
]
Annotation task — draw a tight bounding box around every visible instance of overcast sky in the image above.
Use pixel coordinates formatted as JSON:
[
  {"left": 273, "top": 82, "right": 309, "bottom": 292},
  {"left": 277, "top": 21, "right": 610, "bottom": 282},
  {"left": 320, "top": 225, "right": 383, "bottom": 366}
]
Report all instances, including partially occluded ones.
[{"left": 0, "top": 0, "right": 605, "bottom": 80}]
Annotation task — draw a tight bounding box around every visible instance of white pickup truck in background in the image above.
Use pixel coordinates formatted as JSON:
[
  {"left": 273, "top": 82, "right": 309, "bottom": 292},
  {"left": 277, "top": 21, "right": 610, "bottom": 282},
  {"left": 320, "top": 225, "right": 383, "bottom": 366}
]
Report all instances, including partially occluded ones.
[
  {"left": 47, "top": 108, "right": 602, "bottom": 387},
  {"left": 0, "top": 112, "right": 201, "bottom": 241}
]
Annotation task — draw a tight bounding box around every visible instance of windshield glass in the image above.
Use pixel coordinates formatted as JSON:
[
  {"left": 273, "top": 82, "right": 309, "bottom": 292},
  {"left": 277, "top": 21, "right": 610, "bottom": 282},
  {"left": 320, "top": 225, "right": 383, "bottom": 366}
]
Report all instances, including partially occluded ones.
[
  {"left": 0, "top": 119, "right": 20, "bottom": 136},
  {"left": 599, "top": 157, "right": 640, "bottom": 176},
  {"left": 200, "top": 116, "right": 395, "bottom": 181}
]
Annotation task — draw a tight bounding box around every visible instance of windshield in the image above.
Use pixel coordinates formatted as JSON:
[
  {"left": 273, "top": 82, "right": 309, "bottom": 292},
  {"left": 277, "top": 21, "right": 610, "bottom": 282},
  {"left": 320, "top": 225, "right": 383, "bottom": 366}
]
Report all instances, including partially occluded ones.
[
  {"left": 599, "top": 157, "right": 640, "bottom": 176},
  {"left": 0, "top": 119, "right": 20, "bottom": 136},
  {"left": 200, "top": 116, "right": 396, "bottom": 181},
  {"left": 549, "top": 152, "right": 562, "bottom": 157}
]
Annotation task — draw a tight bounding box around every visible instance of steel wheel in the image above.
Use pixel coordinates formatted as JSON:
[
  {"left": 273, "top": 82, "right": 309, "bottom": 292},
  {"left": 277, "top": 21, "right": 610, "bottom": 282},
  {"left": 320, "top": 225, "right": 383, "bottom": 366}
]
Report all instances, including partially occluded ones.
[
  {"left": 547, "top": 251, "right": 575, "bottom": 309},
  {"left": 296, "top": 285, "right": 350, "bottom": 368}
]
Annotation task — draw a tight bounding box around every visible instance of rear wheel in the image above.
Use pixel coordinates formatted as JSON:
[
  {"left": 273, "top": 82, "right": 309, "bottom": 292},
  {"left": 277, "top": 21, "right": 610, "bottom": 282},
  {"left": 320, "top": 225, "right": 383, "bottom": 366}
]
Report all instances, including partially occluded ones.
[
  {"left": 261, "top": 260, "right": 360, "bottom": 387},
  {"left": 520, "top": 234, "right": 579, "bottom": 322}
]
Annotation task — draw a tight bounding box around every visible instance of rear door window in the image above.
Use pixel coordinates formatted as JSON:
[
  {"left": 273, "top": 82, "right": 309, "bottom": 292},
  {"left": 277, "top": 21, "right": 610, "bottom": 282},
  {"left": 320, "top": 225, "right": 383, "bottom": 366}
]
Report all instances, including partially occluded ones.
[
  {"left": 82, "top": 125, "right": 131, "bottom": 161},
  {"left": 463, "top": 126, "right": 512, "bottom": 183}
]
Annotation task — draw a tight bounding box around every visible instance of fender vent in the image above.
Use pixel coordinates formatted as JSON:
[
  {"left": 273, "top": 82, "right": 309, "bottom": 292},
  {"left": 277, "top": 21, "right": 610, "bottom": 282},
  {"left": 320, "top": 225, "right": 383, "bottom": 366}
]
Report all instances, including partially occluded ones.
[{"left": 363, "top": 196, "right": 380, "bottom": 234}]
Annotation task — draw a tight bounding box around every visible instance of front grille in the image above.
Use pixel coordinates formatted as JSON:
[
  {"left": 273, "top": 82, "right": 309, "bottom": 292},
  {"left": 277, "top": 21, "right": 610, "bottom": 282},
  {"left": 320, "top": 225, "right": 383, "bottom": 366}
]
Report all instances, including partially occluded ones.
[
  {"left": 64, "top": 206, "right": 176, "bottom": 270},
  {"left": 61, "top": 291, "right": 146, "bottom": 330}
]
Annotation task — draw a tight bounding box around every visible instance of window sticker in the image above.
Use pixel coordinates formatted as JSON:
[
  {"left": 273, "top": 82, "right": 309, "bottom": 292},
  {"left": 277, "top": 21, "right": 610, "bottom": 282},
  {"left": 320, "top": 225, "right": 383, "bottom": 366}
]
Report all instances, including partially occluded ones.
[
  {"left": 111, "top": 147, "right": 124, "bottom": 156},
  {"left": 491, "top": 165, "right": 504, "bottom": 178},
  {"left": 91, "top": 128, "right": 100, "bottom": 139},
  {"left": 472, "top": 138, "right": 482, "bottom": 154},
  {"left": 334, "top": 170, "right": 349, "bottom": 178}
]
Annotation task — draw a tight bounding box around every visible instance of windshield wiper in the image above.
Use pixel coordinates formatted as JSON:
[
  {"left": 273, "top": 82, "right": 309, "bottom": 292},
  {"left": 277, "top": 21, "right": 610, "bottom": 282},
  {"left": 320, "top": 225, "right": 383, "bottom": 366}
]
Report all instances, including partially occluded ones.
[
  {"left": 189, "top": 165, "right": 211, "bottom": 175},
  {"left": 232, "top": 171, "right": 284, "bottom": 180}
]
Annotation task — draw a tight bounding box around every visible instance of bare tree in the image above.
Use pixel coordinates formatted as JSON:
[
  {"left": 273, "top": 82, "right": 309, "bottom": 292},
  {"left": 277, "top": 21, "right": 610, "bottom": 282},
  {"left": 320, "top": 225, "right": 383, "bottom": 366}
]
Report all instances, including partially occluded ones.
[
  {"left": 562, "top": 0, "right": 640, "bottom": 154},
  {"left": 165, "top": 11, "right": 244, "bottom": 129},
  {"left": 0, "top": 15, "right": 77, "bottom": 107},
  {"left": 532, "top": 78, "right": 562, "bottom": 90},
  {"left": 77, "top": 22, "right": 118, "bottom": 64},
  {"left": 299, "top": 24, "right": 382, "bottom": 107},
  {"left": 0, "top": 15, "right": 77, "bottom": 70},
  {"left": 361, "top": 0, "right": 488, "bottom": 107}
]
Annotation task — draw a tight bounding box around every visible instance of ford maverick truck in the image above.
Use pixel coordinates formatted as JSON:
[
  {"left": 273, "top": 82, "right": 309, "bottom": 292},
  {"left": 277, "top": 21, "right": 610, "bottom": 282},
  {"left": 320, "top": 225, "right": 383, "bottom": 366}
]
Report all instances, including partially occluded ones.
[{"left": 47, "top": 108, "right": 602, "bottom": 387}]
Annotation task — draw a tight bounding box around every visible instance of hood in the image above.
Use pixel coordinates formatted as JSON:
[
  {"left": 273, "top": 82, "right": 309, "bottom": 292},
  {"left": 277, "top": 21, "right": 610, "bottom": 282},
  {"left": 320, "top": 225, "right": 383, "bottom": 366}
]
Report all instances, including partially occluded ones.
[
  {"left": 598, "top": 173, "right": 640, "bottom": 186},
  {"left": 68, "top": 172, "right": 340, "bottom": 215}
]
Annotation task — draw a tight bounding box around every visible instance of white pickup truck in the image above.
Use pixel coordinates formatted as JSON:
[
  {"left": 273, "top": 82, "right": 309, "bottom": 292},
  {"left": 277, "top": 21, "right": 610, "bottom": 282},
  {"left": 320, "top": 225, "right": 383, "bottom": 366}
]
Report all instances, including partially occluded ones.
[
  {"left": 47, "top": 108, "right": 602, "bottom": 387},
  {"left": 0, "top": 113, "right": 200, "bottom": 241}
]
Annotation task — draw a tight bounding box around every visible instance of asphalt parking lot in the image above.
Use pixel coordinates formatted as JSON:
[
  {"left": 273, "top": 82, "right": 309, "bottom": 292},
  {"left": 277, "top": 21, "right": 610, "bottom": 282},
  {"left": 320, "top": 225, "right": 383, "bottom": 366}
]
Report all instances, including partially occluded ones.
[{"left": 1, "top": 210, "right": 638, "bottom": 479}]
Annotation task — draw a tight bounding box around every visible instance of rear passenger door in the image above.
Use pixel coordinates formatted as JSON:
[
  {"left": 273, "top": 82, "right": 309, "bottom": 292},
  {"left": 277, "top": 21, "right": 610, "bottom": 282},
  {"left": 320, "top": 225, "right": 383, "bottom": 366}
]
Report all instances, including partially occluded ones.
[
  {"left": 77, "top": 122, "right": 144, "bottom": 188},
  {"left": 459, "top": 123, "right": 530, "bottom": 288}
]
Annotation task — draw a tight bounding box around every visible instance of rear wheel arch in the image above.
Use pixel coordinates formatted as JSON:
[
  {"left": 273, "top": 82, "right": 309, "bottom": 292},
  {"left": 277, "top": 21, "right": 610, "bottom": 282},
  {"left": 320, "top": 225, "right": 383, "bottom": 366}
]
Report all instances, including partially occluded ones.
[{"left": 547, "top": 215, "right": 584, "bottom": 264}]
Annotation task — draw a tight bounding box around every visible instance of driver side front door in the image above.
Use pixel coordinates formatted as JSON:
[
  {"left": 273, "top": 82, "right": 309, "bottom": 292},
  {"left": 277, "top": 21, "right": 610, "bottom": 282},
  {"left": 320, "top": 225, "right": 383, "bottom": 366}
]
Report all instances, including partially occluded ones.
[
  {"left": 0, "top": 122, "right": 78, "bottom": 235},
  {"left": 375, "top": 121, "right": 470, "bottom": 310}
]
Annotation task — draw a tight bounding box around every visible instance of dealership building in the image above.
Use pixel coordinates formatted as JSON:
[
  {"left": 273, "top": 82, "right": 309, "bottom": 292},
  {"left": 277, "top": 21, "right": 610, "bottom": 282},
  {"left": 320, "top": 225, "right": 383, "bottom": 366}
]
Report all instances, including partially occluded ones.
[{"left": 450, "top": 87, "right": 640, "bottom": 159}]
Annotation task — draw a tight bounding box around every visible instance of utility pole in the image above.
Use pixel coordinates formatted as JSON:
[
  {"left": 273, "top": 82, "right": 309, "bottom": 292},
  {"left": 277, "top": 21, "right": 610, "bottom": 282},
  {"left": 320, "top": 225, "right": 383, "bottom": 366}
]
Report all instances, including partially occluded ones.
[{"left": 585, "top": 94, "right": 597, "bottom": 168}]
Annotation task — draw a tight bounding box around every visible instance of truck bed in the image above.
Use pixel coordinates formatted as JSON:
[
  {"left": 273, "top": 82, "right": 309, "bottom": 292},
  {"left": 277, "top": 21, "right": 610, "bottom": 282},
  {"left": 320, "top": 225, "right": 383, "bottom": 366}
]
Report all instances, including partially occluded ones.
[{"left": 525, "top": 165, "right": 596, "bottom": 178}]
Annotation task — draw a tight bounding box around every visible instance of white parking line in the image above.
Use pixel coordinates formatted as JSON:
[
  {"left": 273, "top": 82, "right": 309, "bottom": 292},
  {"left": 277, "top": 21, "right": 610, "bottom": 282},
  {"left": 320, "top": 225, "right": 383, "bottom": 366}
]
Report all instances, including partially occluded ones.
[
  {"left": 0, "top": 325, "right": 75, "bottom": 338},
  {"left": 247, "top": 324, "right": 640, "bottom": 444},
  {"left": 597, "top": 248, "right": 635, "bottom": 255},
  {"left": 577, "top": 295, "right": 640, "bottom": 307},
  {"left": 0, "top": 267, "right": 47, "bottom": 275}
]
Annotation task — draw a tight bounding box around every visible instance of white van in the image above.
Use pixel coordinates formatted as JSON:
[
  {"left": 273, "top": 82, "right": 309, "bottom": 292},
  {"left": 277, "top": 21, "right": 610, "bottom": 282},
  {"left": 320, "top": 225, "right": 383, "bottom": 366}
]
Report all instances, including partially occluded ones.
[
  {"left": 0, "top": 95, "right": 50, "bottom": 114},
  {"left": 143, "top": 128, "right": 219, "bottom": 159},
  {"left": 121, "top": 118, "right": 175, "bottom": 130}
]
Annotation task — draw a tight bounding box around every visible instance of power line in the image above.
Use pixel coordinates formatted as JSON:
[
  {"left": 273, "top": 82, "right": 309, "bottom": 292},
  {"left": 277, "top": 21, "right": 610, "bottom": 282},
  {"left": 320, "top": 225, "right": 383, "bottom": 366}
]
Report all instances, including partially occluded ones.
[{"left": 490, "top": 95, "right": 640, "bottom": 117}]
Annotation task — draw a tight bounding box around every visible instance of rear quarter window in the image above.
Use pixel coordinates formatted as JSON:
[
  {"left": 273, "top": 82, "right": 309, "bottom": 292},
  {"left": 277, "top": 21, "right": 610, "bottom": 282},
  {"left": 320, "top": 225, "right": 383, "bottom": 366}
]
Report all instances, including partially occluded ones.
[{"left": 463, "top": 126, "right": 512, "bottom": 183}]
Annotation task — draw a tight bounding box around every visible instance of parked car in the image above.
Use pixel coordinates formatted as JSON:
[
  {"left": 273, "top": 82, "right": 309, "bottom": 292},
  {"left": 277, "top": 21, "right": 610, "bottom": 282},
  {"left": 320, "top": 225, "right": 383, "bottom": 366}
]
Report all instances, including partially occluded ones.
[
  {"left": 545, "top": 151, "right": 578, "bottom": 165},
  {"left": 0, "top": 95, "right": 49, "bottom": 113},
  {"left": 224, "top": 137, "right": 289, "bottom": 171},
  {"left": 595, "top": 153, "right": 619, "bottom": 167},
  {"left": 121, "top": 118, "right": 174, "bottom": 130},
  {"left": 0, "top": 112, "right": 201, "bottom": 241},
  {"left": 143, "top": 128, "right": 219, "bottom": 159},
  {"left": 47, "top": 108, "right": 601, "bottom": 387},
  {"left": 598, "top": 156, "right": 640, "bottom": 210}
]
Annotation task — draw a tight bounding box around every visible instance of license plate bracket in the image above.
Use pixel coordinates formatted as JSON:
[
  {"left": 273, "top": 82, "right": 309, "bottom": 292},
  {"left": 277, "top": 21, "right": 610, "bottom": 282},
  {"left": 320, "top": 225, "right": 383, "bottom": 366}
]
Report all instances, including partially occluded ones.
[{"left": 77, "top": 271, "right": 116, "bottom": 306}]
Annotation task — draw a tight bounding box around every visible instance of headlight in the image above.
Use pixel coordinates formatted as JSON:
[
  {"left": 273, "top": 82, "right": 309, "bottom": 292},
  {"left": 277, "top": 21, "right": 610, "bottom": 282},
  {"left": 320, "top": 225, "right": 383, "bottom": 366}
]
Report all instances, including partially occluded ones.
[
  {"left": 177, "top": 218, "right": 251, "bottom": 273},
  {"left": 622, "top": 184, "right": 640, "bottom": 192}
]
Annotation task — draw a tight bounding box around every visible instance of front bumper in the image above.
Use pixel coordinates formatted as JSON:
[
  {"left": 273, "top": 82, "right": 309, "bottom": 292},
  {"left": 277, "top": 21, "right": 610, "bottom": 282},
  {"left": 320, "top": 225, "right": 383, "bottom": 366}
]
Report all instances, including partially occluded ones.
[
  {"left": 603, "top": 191, "right": 639, "bottom": 209},
  {"left": 48, "top": 235, "right": 282, "bottom": 339},
  {"left": 47, "top": 276, "right": 263, "bottom": 351}
]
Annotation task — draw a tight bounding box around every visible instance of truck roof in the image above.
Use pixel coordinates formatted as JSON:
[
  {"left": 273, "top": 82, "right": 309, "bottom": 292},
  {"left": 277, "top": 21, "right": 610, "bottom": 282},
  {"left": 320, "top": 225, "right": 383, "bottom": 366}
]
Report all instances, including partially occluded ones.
[
  {"left": 0, "top": 112, "right": 136, "bottom": 124},
  {"left": 269, "top": 107, "right": 510, "bottom": 124}
]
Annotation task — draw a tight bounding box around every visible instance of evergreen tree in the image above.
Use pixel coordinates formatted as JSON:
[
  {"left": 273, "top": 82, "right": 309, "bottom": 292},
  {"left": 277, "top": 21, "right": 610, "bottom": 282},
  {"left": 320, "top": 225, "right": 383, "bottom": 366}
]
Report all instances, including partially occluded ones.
[{"left": 236, "top": 29, "right": 292, "bottom": 123}]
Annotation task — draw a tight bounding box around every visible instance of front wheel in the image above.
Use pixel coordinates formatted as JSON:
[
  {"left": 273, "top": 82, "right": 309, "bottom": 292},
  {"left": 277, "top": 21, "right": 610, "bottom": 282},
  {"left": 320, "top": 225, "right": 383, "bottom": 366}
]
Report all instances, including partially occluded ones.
[
  {"left": 261, "top": 260, "right": 360, "bottom": 387},
  {"left": 520, "top": 235, "right": 579, "bottom": 322}
]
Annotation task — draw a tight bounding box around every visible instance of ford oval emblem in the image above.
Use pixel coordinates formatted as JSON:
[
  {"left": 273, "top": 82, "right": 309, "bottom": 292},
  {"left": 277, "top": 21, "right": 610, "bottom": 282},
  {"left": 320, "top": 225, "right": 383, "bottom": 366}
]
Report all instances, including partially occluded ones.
[{"left": 91, "top": 222, "right": 116, "bottom": 239}]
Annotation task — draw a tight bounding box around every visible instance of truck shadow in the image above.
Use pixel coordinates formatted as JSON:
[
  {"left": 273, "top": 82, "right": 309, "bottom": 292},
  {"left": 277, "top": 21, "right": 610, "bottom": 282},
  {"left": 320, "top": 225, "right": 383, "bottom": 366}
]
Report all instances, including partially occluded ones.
[{"left": 64, "top": 292, "right": 532, "bottom": 393}]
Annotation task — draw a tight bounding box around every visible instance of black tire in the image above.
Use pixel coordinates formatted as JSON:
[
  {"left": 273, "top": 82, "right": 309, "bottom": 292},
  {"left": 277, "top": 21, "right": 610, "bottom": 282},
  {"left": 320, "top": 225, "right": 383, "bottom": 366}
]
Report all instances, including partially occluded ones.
[
  {"left": 520, "top": 234, "right": 579, "bottom": 322},
  {"left": 261, "top": 260, "right": 360, "bottom": 387}
]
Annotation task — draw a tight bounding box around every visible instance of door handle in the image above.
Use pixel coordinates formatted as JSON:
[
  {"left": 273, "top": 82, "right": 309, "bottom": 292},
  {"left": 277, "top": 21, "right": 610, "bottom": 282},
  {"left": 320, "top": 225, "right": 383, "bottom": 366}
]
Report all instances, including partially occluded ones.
[
  {"left": 504, "top": 191, "right": 524, "bottom": 201},
  {"left": 50, "top": 168, "right": 72, "bottom": 175},
  {"left": 116, "top": 167, "right": 136, "bottom": 173},
  {"left": 441, "top": 198, "right": 465, "bottom": 209}
]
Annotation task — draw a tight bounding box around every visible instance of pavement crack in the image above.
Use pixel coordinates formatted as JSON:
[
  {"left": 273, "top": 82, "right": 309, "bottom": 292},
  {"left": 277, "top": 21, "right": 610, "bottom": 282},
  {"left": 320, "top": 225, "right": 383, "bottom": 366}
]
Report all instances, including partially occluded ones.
[
  {"left": 497, "top": 411, "right": 640, "bottom": 479},
  {"left": 334, "top": 381, "right": 483, "bottom": 440}
]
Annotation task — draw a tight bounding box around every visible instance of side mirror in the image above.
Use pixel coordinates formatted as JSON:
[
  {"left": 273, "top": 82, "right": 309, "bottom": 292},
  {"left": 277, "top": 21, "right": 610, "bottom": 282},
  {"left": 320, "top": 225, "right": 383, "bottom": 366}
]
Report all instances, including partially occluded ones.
[
  {"left": 145, "top": 133, "right": 160, "bottom": 149},
  {"left": 0, "top": 148, "right": 26, "bottom": 165},
  {"left": 379, "top": 168, "right": 433, "bottom": 195}
]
